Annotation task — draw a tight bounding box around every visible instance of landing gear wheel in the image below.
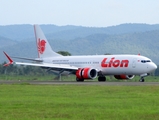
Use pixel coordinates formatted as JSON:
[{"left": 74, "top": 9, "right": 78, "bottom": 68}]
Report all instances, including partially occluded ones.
[
  {"left": 76, "top": 77, "right": 84, "bottom": 82},
  {"left": 139, "top": 78, "right": 145, "bottom": 82},
  {"left": 98, "top": 76, "right": 106, "bottom": 82}
]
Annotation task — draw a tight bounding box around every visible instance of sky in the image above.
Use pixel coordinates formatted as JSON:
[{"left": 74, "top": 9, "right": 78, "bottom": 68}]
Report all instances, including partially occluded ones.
[{"left": 0, "top": 0, "right": 159, "bottom": 27}]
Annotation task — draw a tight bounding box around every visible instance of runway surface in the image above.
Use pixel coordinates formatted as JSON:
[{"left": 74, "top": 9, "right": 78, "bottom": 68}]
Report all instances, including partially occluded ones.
[{"left": 0, "top": 80, "right": 159, "bottom": 86}]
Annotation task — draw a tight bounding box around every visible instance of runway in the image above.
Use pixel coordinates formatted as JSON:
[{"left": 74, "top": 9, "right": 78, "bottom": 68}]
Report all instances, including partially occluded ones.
[{"left": 0, "top": 80, "right": 159, "bottom": 86}]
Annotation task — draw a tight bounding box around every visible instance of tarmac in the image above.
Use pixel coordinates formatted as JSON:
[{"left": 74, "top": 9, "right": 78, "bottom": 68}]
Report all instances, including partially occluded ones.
[{"left": 0, "top": 80, "right": 159, "bottom": 86}]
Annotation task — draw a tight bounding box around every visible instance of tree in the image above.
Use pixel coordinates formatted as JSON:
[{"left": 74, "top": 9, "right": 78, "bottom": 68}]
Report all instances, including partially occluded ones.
[
  {"left": 104, "top": 53, "right": 111, "bottom": 55},
  {"left": 57, "top": 51, "right": 71, "bottom": 56}
]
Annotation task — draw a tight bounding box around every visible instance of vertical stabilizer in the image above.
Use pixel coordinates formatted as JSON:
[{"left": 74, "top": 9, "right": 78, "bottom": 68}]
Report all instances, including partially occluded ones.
[{"left": 34, "top": 25, "right": 61, "bottom": 58}]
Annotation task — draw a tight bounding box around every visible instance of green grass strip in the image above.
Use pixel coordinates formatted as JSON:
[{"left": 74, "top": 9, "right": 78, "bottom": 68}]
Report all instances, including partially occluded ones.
[{"left": 0, "top": 85, "right": 159, "bottom": 120}]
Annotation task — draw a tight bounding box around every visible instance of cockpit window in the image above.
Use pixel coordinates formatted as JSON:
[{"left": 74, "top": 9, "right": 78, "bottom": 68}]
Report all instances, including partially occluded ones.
[{"left": 141, "top": 60, "right": 151, "bottom": 63}]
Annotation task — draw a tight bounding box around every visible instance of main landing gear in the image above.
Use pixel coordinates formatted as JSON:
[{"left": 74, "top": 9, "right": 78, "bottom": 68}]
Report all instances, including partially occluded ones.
[
  {"left": 98, "top": 71, "right": 106, "bottom": 82},
  {"left": 98, "top": 76, "right": 106, "bottom": 82},
  {"left": 76, "top": 77, "right": 84, "bottom": 82},
  {"left": 76, "top": 77, "right": 106, "bottom": 82}
]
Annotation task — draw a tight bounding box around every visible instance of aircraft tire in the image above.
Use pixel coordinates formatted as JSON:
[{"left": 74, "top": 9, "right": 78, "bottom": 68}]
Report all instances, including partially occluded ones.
[
  {"left": 98, "top": 76, "right": 106, "bottom": 82},
  {"left": 76, "top": 77, "right": 84, "bottom": 82},
  {"left": 139, "top": 78, "right": 145, "bottom": 82}
]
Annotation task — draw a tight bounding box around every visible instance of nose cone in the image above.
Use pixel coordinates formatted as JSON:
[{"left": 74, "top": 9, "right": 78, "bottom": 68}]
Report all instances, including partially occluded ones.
[{"left": 149, "top": 62, "right": 157, "bottom": 72}]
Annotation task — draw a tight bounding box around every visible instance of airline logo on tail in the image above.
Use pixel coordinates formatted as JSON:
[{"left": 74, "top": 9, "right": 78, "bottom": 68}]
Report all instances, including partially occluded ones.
[{"left": 38, "top": 38, "right": 46, "bottom": 54}]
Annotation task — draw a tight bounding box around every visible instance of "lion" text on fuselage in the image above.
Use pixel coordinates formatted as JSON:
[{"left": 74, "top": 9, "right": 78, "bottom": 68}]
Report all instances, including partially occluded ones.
[{"left": 101, "top": 57, "right": 129, "bottom": 68}]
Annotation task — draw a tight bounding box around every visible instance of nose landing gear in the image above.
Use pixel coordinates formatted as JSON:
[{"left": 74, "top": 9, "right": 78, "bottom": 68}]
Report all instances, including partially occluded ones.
[
  {"left": 139, "top": 73, "right": 150, "bottom": 82},
  {"left": 139, "top": 77, "right": 145, "bottom": 82}
]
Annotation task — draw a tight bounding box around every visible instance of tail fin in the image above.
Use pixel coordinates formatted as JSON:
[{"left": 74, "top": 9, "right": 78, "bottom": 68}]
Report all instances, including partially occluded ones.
[{"left": 34, "top": 25, "right": 61, "bottom": 58}]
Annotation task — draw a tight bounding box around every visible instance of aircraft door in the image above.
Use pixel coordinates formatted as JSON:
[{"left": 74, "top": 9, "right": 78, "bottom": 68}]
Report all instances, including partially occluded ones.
[{"left": 132, "top": 58, "right": 136, "bottom": 68}]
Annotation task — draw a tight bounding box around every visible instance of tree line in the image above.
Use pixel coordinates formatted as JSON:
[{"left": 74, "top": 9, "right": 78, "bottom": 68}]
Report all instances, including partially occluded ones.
[{"left": 0, "top": 63, "right": 49, "bottom": 76}]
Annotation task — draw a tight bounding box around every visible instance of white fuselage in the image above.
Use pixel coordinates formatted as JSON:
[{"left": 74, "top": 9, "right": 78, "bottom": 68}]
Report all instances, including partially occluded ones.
[{"left": 42, "top": 54, "right": 157, "bottom": 76}]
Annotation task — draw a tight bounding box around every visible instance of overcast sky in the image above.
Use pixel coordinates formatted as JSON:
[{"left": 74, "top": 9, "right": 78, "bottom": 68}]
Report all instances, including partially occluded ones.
[{"left": 1, "top": 0, "right": 159, "bottom": 27}]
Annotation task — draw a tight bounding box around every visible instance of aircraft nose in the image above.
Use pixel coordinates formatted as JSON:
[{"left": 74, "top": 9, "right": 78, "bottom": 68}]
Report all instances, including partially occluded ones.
[{"left": 149, "top": 62, "right": 157, "bottom": 72}]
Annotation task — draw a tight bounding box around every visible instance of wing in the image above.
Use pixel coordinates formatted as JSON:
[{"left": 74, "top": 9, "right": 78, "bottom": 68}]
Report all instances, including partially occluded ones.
[
  {"left": 3, "top": 52, "right": 78, "bottom": 71},
  {"left": 15, "top": 62, "right": 78, "bottom": 70}
]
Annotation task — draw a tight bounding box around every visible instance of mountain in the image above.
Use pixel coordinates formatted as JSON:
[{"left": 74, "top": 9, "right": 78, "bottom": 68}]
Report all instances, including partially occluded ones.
[
  {"left": 1, "top": 23, "right": 159, "bottom": 41},
  {"left": 0, "top": 36, "right": 17, "bottom": 48},
  {"left": 0, "top": 23, "right": 159, "bottom": 64}
]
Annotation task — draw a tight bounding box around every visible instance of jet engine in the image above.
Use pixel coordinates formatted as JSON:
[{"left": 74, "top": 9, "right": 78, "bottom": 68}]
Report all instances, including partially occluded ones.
[
  {"left": 76, "top": 68, "right": 97, "bottom": 79},
  {"left": 114, "top": 75, "right": 135, "bottom": 80}
]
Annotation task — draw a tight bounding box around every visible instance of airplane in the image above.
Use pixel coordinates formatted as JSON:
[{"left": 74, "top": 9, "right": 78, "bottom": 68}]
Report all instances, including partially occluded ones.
[{"left": 3, "top": 25, "right": 157, "bottom": 82}]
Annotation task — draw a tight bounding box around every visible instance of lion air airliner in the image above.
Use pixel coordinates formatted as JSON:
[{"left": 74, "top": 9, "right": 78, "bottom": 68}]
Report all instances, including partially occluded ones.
[{"left": 3, "top": 25, "right": 157, "bottom": 82}]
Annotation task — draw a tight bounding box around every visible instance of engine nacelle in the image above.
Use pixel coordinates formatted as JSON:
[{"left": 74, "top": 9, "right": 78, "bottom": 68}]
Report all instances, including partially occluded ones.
[
  {"left": 114, "top": 75, "right": 135, "bottom": 80},
  {"left": 76, "top": 68, "right": 97, "bottom": 79}
]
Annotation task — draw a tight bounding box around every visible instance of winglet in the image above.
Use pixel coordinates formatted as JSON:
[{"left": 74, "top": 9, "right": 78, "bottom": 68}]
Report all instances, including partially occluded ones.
[{"left": 3, "top": 52, "right": 14, "bottom": 66}]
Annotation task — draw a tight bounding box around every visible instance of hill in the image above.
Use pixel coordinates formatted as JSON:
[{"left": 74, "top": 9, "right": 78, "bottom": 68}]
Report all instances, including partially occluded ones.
[
  {"left": 0, "top": 23, "right": 159, "bottom": 64},
  {"left": 0, "top": 36, "right": 17, "bottom": 48},
  {"left": 1, "top": 23, "right": 159, "bottom": 41}
]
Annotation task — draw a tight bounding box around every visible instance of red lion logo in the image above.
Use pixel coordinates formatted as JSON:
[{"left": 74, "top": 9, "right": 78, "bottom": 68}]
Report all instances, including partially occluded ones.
[{"left": 38, "top": 38, "right": 46, "bottom": 54}]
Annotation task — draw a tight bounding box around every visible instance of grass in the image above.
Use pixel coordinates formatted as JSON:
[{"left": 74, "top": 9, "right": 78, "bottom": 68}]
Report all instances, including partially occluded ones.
[{"left": 0, "top": 84, "right": 159, "bottom": 120}]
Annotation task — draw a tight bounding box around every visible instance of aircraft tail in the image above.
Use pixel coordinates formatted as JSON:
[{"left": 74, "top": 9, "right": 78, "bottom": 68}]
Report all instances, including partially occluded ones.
[{"left": 34, "top": 25, "right": 61, "bottom": 58}]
